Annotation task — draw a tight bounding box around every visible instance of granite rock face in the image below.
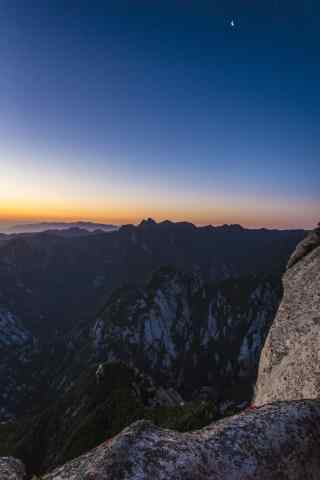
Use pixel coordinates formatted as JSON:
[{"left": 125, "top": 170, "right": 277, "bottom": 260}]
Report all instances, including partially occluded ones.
[
  {"left": 0, "top": 457, "right": 25, "bottom": 479},
  {"left": 92, "top": 267, "right": 279, "bottom": 395},
  {"left": 255, "top": 228, "right": 320, "bottom": 405},
  {"left": 44, "top": 401, "right": 320, "bottom": 480}
]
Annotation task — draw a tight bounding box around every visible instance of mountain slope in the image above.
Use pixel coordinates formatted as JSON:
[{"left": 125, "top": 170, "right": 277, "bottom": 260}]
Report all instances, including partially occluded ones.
[
  {"left": 0, "top": 307, "right": 35, "bottom": 420},
  {"left": 0, "top": 220, "right": 304, "bottom": 339},
  {"left": 37, "top": 226, "right": 320, "bottom": 479},
  {"left": 0, "top": 362, "right": 217, "bottom": 476},
  {"left": 91, "top": 267, "right": 280, "bottom": 398},
  {"left": 0, "top": 220, "right": 299, "bottom": 422},
  {"left": 1, "top": 226, "right": 319, "bottom": 479}
]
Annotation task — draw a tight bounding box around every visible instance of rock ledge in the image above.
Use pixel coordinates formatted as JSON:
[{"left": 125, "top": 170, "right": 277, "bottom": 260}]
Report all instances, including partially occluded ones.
[{"left": 43, "top": 400, "right": 320, "bottom": 480}]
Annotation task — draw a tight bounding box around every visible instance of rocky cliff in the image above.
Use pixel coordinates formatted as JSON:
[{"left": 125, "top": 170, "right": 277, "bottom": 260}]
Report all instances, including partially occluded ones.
[
  {"left": 92, "top": 267, "right": 279, "bottom": 397},
  {"left": 255, "top": 227, "right": 320, "bottom": 405}
]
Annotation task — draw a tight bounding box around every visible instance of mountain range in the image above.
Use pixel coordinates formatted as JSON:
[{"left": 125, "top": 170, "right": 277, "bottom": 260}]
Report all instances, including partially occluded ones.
[
  {"left": 4, "top": 222, "right": 118, "bottom": 235},
  {"left": 0, "top": 219, "right": 310, "bottom": 478}
]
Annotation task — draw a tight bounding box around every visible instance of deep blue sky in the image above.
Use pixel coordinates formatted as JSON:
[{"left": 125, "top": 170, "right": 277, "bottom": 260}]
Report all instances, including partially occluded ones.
[{"left": 0, "top": 1, "right": 319, "bottom": 227}]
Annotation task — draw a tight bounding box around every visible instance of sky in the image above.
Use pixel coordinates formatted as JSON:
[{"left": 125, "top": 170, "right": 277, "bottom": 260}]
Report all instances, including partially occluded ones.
[{"left": 0, "top": 1, "right": 319, "bottom": 229}]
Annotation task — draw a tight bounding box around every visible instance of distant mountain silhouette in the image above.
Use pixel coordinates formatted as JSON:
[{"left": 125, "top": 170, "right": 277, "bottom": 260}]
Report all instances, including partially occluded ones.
[{"left": 7, "top": 221, "right": 118, "bottom": 234}]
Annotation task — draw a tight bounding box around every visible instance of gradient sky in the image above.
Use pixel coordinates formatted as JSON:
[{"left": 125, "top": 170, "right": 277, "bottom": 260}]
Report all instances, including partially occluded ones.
[{"left": 0, "top": 1, "right": 319, "bottom": 228}]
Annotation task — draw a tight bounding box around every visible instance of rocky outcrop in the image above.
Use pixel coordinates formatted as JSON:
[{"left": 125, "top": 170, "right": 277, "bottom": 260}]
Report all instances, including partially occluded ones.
[
  {"left": 287, "top": 227, "right": 320, "bottom": 269},
  {"left": 255, "top": 228, "right": 320, "bottom": 405},
  {"left": 0, "top": 457, "right": 25, "bottom": 479},
  {"left": 43, "top": 400, "right": 320, "bottom": 480},
  {"left": 3, "top": 400, "right": 320, "bottom": 479},
  {"left": 92, "top": 267, "right": 279, "bottom": 395}
]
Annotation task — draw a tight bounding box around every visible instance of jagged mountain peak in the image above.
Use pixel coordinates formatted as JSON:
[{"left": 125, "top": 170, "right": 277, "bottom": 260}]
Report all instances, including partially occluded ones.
[{"left": 139, "top": 217, "right": 157, "bottom": 228}]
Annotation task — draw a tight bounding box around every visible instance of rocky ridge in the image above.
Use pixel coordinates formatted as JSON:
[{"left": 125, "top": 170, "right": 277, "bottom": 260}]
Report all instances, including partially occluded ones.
[
  {"left": 0, "top": 221, "right": 303, "bottom": 422},
  {"left": 0, "top": 221, "right": 304, "bottom": 340}
]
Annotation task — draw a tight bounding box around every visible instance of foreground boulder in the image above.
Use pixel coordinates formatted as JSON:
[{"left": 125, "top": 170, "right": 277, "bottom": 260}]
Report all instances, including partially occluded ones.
[
  {"left": 43, "top": 400, "right": 320, "bottom": 479},
  {"left": 0, "top": 457, "right": 25, "bottom": 479},
  {"left": 3, "top": 401, "right": 320, "bottom": 480},
  {"left": 255, "top": 227, "right": 320, "bottom": 405}
]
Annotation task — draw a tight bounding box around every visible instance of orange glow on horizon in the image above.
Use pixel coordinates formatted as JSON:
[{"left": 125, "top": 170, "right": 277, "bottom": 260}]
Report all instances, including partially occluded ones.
[
  {"left": 0, "top": 201, "right": 317, "bottom": 230},
  {"left": 0, "top": 146, "right": 318, "bottom": 231}
]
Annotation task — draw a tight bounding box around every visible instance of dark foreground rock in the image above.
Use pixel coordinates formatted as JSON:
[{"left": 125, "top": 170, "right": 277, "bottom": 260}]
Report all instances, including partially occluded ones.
[
  {"left": 255, "top": 228, "right": 320, "bottom": 405},
  {"left": 0, "top": 457, "right": 25, "bottom": 479},
  {"left": 43, "top": 400, "right": 320, "bottom": 480}
]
